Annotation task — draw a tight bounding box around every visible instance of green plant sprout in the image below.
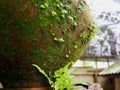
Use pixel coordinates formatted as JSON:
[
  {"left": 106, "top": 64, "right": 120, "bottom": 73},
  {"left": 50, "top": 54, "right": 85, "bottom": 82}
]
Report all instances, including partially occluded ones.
[
  {"left": 32, "top": 62, "right": 91, "bottom": 90},
  {"left": 32, "top": 62, "right": 73, "bottom": 90}
]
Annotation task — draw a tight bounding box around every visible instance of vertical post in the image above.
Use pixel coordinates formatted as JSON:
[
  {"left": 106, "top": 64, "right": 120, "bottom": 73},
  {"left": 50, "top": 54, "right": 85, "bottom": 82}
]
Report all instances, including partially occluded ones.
[
  {"left": 83, "top": 58, "right": 85, "bottom": 67},
  {"left": 95, "top": 57, "right": 98, "bottom": 68},
  {"left": 107, "top": 58, "right": 110, "bottom": 67},
  {"left": 94, "top": 72, "right": 98, "bottom": 83},
  {"left": 94, "top": 57, "right": 98, "bottom": 83}
]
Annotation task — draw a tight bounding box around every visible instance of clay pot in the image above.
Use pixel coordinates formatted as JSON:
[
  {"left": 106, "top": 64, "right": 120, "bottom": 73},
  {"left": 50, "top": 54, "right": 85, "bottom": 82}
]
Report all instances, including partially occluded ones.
[
  {"left": 0, "top": 0, "right": 94, "bottom": 88},
  {"left": 0, "top": 87, "right": 51, "bottom": 90}
]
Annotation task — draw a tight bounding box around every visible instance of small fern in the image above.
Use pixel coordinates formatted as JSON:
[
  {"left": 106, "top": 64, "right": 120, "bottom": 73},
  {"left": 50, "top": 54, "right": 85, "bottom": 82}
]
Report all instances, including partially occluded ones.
[
  {"left": 32, "top": 64, "right": 53, "bottom": 85},
  {"left": 32, "top": 62, "right": 73, "bottom": 90}
]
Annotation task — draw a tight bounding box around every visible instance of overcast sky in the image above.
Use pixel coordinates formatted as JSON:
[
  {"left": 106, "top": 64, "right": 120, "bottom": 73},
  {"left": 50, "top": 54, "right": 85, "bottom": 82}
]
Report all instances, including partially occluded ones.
[
  {"left": 86, "top": 0, "right": 120, "bottom": 36},
  {"left": 86, "top": 0, "right": 120, "bottom": 12},
  {"left": 85, "top": 0, "right": 120, "bottom": 56}
]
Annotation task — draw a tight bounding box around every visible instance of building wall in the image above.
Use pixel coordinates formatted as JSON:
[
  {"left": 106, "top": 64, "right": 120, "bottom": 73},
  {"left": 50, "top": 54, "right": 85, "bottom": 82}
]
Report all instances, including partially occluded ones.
[
  {"left": 71, "top": 74, "right": 115, "bottom": 90},
  {"left": 98, "top": 76, "right": 115, "bottom": 90},
  {"left": 71, "top": 67, "right": 115, "bottom": 90},
  {"left": 71, "top": 74, "right": 94, "bottom": 83},
  {"left": 71, "top": 67, "right": 96, "bottom": 83},
  {"left": 115, "top": 76, "right": 120, "bottom": 90},
  {"left": 71, "top": 67, "right": 120, "bottom": 90}
]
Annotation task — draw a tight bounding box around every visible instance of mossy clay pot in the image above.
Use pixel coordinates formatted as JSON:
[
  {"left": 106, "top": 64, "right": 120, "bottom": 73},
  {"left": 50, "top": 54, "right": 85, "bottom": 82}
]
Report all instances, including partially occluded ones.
[{"left": 0, "top": 0, "right": 94, "bottom": 88}]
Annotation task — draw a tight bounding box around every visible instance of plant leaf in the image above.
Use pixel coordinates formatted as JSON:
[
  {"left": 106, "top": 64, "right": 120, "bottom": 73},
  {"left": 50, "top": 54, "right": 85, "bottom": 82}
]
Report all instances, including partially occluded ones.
[{"left": 32, "top": 64, "right": 53, "bottom": 85}]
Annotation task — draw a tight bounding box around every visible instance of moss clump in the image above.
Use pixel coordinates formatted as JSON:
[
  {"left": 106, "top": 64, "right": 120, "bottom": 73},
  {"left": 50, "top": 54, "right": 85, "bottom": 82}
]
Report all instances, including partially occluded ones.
[{"left": 0, "top": 0, "right": 97, "bottom": 87}]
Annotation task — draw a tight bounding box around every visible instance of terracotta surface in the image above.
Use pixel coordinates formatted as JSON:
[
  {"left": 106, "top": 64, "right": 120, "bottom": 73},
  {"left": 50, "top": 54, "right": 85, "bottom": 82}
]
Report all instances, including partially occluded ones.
[
  {"left": 0, "top": 87, "right": 51, "bottom": 90},
  {"left": 0, "top": 0, "right": 94, "bottom": 87}
]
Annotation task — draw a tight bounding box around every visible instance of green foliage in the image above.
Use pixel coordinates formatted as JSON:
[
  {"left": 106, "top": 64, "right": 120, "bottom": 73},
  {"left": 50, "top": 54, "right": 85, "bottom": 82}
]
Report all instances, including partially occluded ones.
[
  {"left": 79, "top": 22, "right": 98, "bottom": 43},
  {"left": 52, "top": 62, "right": 72, "bottom": 90},
  {"left": 33, "top": 0, "right": 84, "bottom": 30},
  {"left": 54, "top": 37, "right": 65, "bottom": 42},
  {"left": 32, "top": 62, "right": 73, "bottom": 90},
  {"left": 88, "top": 22, "right": 98, "bottom": 38},
  {"left": 32, "top": 64, "right": 53, "bottom": 85}
]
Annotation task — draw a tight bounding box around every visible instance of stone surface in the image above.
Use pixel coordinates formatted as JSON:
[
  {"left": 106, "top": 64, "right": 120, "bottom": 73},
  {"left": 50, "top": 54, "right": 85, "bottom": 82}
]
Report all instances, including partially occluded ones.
[{"left": 71, "top": 83, "right": 103, "bottom": 90}]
